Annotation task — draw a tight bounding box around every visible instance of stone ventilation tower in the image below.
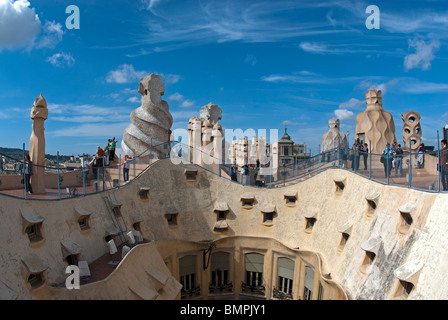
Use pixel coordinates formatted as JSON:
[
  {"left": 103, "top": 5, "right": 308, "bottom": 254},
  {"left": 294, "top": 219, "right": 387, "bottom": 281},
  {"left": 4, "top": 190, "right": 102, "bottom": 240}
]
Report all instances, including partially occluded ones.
[
  {"left": 29, "top": 93, "right": 48, "bottom": 195},
  {"left": 121, "top": 74, "right": 173, "bottom": 160},
  {"left": 401, "top": 110, "right": 422, "bottom": 151},
  {"left": 355, "top": 88, "right": 396, "bottom": 154},
  {"left": 187, "top": 103, "right": 223, "bottom": 165},
  {"left": 321, "top": 117, "right": 348, "bottom": 152}
]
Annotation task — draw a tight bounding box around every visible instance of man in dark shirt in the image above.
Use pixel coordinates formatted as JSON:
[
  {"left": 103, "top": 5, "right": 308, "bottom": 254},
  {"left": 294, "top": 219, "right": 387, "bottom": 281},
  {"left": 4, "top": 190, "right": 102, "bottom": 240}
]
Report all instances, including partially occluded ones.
[{"left": 441, "top": 139, "right": 448, "bottom": 191}]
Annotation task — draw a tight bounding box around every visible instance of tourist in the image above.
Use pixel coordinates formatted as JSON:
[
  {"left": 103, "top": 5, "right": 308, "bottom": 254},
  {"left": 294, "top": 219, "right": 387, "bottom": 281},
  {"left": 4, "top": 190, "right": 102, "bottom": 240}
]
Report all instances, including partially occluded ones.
[
  {"left": 415, "top": 143, "right": 426, "bottom": 169},
  {"left": 242, "top": 164, "right": 249, "bottom": 185},
  {"left": 440, "top": 139, "right": 448, "bottom": 191},
  {"left": 81, "top": 157, "right": 90, "bottom": 182},
  {"left": 394, "top": 144, "right": 404, "bottom": 176},
  {"left": 104, "top": 142, "right": 110, "bottom": 166},
  {"left": 362, "top": 143, "right": 369, "bottom": 170},
  {"left": 109, "top": 137, "right": 117, "bottom": 162},
  {"left": 91, "top": 155, "right": 98, "bottom": 178},
  {"left": 123, "top": 155, "right": 132, "bottom": 182},
  {"left": 96, "top": 146, "right": 104, "bottom": 168},
  {"left": 24, "top": 154, "right": 33, "bottom": 194},
  {"left": 381, "top": 143, "right": 394, "bottom": 179},
  {"left": 351, "top": 139, "right": 362, "bottom": 171},
  {"left": 230, "top": 164, "right": 238, "bottom": 182}
]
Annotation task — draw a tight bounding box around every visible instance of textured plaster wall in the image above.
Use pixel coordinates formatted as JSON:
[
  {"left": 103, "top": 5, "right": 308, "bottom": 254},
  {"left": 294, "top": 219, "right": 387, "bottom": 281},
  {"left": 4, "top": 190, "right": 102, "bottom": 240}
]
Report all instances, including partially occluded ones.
[{"left": 0, "top": 158, "right": 447, "bottom": 299}]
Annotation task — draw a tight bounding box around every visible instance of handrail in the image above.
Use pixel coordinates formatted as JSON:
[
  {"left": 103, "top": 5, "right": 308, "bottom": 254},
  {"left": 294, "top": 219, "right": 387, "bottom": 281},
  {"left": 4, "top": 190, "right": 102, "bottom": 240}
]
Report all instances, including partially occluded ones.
[{"left": 1, "top": 141, "right": 447, "bottom": 200}]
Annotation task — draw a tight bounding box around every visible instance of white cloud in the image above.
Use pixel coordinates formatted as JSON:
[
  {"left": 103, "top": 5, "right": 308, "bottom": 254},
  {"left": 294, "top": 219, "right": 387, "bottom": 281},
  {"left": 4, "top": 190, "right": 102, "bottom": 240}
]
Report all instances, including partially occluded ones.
[
  {"left": 105, "top": 65, "right": 180, "bottom": 85},
  {"left": 339, "top": 98, "right": 363, "bottom": 109},
  {"left": 47, "top": 52, "right": 75, "bottom": 67},
  {"left": 168, "top": 92, "right": 184, "bottom": 101},
  {"left": 404, "top": 37, "right": 440, "bottom": 71},
  {"left": 334, "top": 109, "right": 355, "bottom": 121},
  {"left": 47, "top": 122, "right": 129, "bottom": 137},
  {"left": 180, "top": 100, "right": 194, "bottom": 108},
  {"left": 299, "top": 42, "right": 329, "bottom": 54},
  {"left": 48, "top": 103, "right": 131, "bottom": 123},
  {"left": 282, "top": 120, "right": 307, "bottom": 126},
  {"left": 127, "top": 97, "right": 140, "bottom": 103},
  {"left": 106, "top": 64, "right": 147, "bottom": 84},
  {"left": 164, "top": 73, "right": 180, "bottom": 84},
  {"left": 35, "top": 20, "right": 64, "bottom": 49},
  {"left": 0, "top": 0, "right": 41, "bottom": 50}
]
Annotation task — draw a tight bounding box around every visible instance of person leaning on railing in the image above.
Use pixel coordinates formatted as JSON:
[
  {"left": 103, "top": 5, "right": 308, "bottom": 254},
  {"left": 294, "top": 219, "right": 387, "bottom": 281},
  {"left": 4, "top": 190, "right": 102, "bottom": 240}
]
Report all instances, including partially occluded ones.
[
  {"left": 440, "top": 139, "right": 448, "bottom": 191},
  {"left": 24, "top": 154, "right": 33, "bottom": 194},
  {"left": 394, "top": 144, "right": 404, "bottom": 176}
]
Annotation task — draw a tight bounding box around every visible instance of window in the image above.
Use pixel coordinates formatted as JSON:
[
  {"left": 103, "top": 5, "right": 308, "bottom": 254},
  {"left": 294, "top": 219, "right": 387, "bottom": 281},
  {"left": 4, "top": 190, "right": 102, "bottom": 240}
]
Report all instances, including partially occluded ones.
[
  {"left": 133, "top": 222, "right": 142, "bottom": 233},
  {"left": 217, "top": 211, "right": 227, "bottom": 221},
  {"left": 242, "top": 200, "right": 253, "bottom": 207},
  {"left": 138, "top": 187, "right": 150, "bottom": 201},
  {"left": 335, "top": 181, "right": 344, "bottom": 192},
  {"left": 65, "top": 254, "right": 79, "bottom": 266},
  {"left": 338, "top": 233, "right": 350, "bottom": 253},
  {"left": 277, "top": 258, "right": 294, "bottom": 298},
  {"left": 284, "top": 192, "right": 298, "bottom": 207},
  {"left": 401, "top": 280, "right": 414, "bottom": 298},
  {"left": 263, "top": 212, "right": 275, "bottom": 224},
  {"left": 317, "top": 282, "right": 324, "bottom": 300},
  {"left": 179, "top": 255, "right": 199, "bottom": 298},
  {"left": 27, "top": 273, "right": 45, "bottom": 290},
  {"left": 210, "top": 252, "right": 232, "bottom": 293},
  {"left": 243, "top": 253, "right": 265, "bottom": 295},
  {"left": 78, "top": 216, "right": 90, "bottom": 231},
  {"left": 367, "top": 199, "right": 377, "bottom": 212},
  {"left": 26, "top": 223, "right": 43, "bottom": 243},
  {"left": 303, "top": 266, "right": 314, "bottom": 300},
  {"left": 104, "top": 235, "right": 115, "bottom": 243},
  {"left": 166, "top": 214, "right": 178, "bottom": 226},
  {"left": 362, "top": 251, "right": 376, "bottom": 269},
  {"left": 398, "top": 211, "right": 413, "bottom": 234},
  {"left": 185, "top": 169, "right": 198, "bottom": 182},
  {"left": 305, "top": 217, "right": 316, "bottom": 232},
  {"left": 241, "top": 194, "right": 255, "bottom": 209}
]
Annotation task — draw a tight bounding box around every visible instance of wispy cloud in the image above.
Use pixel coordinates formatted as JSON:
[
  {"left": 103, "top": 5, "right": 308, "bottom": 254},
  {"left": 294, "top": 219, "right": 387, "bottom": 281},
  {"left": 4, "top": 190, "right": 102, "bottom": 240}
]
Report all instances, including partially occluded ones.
[
  {"left": 282, "top": 120, "right": 307, "bottom": 126},
  {"left": 105, "top": 64, "right": 181, "bottom": 85},
  {"left": 404, "top": 37, "right": 440, "bottom": 71},
  {"left": 47, "top": 122, "right": 129, "bottom": 137},
  {"left": 48, "top": 103, "right": 131, "bottom": 123},
  {"left": 339, "top": 98, "right": 363, "bottom": 109},
  {"left": 47, "top": 52, "right": 75, "bottom": 68},
  {"left": 34, "top": 20, "right": 64, "bottom": 49},
  {"left": 135, "top": 1, "right": 355, "bottom": 51}
]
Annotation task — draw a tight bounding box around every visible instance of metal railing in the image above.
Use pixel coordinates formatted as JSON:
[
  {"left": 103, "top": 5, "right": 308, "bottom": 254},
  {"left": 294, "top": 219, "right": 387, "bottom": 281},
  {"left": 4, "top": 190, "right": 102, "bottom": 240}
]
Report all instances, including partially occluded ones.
[{"left": 1, "top": 138, "right": 447, "bottom": 200}]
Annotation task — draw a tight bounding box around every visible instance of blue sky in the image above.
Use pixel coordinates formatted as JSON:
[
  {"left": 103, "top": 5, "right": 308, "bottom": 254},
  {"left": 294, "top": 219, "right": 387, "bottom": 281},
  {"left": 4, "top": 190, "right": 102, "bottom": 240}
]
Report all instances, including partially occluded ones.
[{"left": 0, "top": 0, "right": 447, "bottom": 156}]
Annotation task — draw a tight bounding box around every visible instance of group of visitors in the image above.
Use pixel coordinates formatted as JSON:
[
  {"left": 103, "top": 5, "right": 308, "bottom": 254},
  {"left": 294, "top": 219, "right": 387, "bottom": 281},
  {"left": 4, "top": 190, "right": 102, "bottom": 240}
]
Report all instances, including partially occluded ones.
[
  {"left": 350, "top": 138, "right": 369, "bottom": 171},
  {"left": 381, "top": 142, "right": 405, "bottom": 178},
  {"left": 80, "top": 137, "right": 129, "bottom": 182},
  {"left": 230, "top": 160, "right": 263, "bottom": 186}
]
